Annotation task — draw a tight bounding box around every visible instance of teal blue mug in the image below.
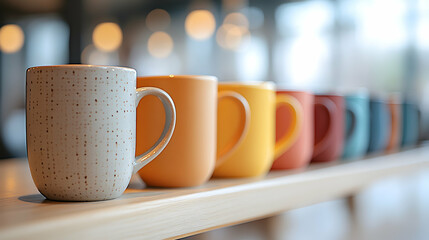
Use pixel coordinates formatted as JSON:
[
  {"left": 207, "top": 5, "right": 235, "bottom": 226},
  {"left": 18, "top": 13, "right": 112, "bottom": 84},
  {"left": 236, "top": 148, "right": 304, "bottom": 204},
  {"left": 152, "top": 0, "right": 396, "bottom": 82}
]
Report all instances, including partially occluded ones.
[
  {"left": 342, "top": 94, "right": 370, "bottom": 159},
  {"left": 367, "top": 98, "right": 391, "bottom": 153},
  {"left": 401, "top": 101, "right": 419, "bottom": 147}
]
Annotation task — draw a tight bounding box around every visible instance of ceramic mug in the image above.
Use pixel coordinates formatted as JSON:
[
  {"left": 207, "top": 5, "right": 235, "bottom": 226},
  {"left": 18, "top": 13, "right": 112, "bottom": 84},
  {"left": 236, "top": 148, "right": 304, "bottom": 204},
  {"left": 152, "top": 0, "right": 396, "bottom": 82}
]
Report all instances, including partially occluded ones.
[
  {"left": 26, "top": 65, "right": 176, "bottom": 201},
  {"left": 342, "top": 93, "right": 370, "bottom": 159},
  {"left": 401, "top": 101, "right": 419, "bottom": 147},
  {"left": 272, "top": 90, "right": 312, "bottom": 170},
  {"left": 367, "top": 98, "right": 391, "bottom": 153},
  {"left": 213, "top": 82, "right": 300, "bottom": 177},
  {"left": 312, "top": 94, "right": 345, "bottom": 162},
  {"left": 386, "top": 95, "right": 402, "bottom": 152},
  {"left": 136, "top": 75, "right": 249, "bottom": 187}
]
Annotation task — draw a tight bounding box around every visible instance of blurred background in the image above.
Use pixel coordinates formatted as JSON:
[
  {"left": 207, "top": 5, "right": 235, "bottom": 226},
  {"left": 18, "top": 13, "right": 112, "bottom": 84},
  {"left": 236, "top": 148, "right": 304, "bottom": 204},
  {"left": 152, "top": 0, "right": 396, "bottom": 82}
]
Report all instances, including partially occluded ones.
[
  {"left": 1, "top": 1, "right": 428, "bottom": 239},
  {"left": 0, "top": 0, "right": 428, "bottom": 158}
]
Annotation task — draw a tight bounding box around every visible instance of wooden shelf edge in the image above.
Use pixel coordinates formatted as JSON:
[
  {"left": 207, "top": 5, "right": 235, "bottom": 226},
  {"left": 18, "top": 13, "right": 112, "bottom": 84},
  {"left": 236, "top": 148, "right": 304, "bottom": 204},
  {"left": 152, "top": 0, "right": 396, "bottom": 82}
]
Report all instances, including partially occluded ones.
[{"left": 1, "top": 146, "right": 429, "bottom": 240}]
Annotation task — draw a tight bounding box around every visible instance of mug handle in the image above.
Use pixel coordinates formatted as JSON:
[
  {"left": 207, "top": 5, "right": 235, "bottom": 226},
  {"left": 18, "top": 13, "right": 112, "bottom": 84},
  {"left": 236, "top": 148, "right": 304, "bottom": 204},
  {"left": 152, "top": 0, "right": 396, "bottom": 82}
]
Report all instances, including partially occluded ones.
[
  {"left": 313, "top": 98, "right": 336, "bottom": 158},
  {"left": 216, "top": 91, "right": 251, "bottom": 167},
  {"left": 345, "top": 107, "right": 357, "bottom": 141},
  {"left": 133, "top": 87, "right": 176, "bottom": 174},
  {"left": 274, "top": 95, "right": 303, "bottom": 159}
]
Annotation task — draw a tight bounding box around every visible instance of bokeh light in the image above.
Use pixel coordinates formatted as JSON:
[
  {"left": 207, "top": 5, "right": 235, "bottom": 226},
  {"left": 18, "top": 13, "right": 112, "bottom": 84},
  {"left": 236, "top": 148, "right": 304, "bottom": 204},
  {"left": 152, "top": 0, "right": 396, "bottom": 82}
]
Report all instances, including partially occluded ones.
[
  {"left": 146, "top": 9, "right": 171, "bottom": 32},
  {"left": 81, "top": 44, "right": 119, "bottom": 65},
  {"left": 185, "top": 10, "right": 216, "bottom": 40},
  {"left": 0, "top": 24, "right": 25, "bottom": 53},
  {"left": 216, "top": 24, "right": 251, "bottom": 51},
  {"left": 223, "top": 12, "right": 249, "bottom": 32},
  {"left": 81, "top": 44, "right": 95, "bottom": 63},
  {"left": 216, "top": 12, "right": 252, "bottom": 51},
  {"left": 92, "top": 22, "right": 123, "bottom": 52},
  {"left": 147, "top": 31, "right": 173, "bottom": 58}
]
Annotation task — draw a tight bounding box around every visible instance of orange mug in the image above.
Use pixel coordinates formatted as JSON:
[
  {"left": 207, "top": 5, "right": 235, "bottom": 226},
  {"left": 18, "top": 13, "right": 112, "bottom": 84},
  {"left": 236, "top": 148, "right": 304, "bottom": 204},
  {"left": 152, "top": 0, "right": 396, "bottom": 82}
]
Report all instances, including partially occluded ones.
[
  {"left": 272, "top": 91, "right": 312, "bottom": 170},
  {"left": 213, "top": 82, "right": 301, "bottom": 178},
  {"left": 136, "top": 75, "right": 249, "bottom": 187}
]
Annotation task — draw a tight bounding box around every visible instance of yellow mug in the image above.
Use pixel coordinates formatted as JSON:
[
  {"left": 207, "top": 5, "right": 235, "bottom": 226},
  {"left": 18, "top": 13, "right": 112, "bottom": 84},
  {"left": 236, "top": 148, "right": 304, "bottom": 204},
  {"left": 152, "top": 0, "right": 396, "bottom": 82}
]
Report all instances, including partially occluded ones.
[
  {"left": 213, "top": 82, "right": 301, "bottom": 178},
  {"left": 136, "top": 75, "right": 250, "bottom": 187}
]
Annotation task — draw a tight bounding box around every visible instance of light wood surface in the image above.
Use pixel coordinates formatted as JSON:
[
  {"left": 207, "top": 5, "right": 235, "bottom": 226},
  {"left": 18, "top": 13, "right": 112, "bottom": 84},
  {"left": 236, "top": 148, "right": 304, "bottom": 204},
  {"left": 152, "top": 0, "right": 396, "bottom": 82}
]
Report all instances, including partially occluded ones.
[{"left": 0, "top": 146, "right": 428, "bottom": 240}]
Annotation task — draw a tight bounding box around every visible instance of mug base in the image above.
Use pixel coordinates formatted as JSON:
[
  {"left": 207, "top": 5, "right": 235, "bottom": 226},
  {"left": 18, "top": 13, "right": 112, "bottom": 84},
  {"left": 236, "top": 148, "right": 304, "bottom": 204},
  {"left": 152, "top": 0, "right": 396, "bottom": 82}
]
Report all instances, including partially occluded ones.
[
  {"left": 43, "top": 196, "right": 120, "bottom": 202},
  {"left": 39, "top": 191, "right": 123, "bottom": 202}
]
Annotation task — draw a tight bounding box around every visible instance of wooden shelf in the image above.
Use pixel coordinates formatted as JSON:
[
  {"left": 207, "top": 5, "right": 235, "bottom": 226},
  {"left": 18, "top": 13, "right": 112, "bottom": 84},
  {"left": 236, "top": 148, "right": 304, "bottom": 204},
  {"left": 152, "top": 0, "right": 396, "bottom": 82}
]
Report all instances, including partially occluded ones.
[{"left": 1, "top": 146, "right": 428, "bottom": 240}]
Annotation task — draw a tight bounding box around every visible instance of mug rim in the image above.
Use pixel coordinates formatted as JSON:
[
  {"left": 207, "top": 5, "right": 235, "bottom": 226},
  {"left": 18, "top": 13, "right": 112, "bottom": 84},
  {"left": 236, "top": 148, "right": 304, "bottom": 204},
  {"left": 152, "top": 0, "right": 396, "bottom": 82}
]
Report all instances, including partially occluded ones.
[
  {"left": 137, "top": 75, "right": 217, "bottom": 82},
  {"left": 315, "top": 93, "right": 344, "bottom": 97},
  {"left": 219, "top": 81, "right": 275, "bottom": 90},
  {"left": 277, "top": 90, "right": 312, "bottom": 95},
  {"left": 27, "top": 64, "right": 136, "bottom": 73},
  {"left": 344, "top": 94, "right": 370, "bottom": 100}
]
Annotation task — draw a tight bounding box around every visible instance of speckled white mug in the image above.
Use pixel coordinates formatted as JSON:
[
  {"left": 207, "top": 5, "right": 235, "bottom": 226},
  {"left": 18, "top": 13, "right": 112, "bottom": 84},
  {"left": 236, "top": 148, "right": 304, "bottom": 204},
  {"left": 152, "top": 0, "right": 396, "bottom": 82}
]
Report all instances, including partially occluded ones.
[{"left": 26, "top": 65, "right": 176, "bottom": 201}]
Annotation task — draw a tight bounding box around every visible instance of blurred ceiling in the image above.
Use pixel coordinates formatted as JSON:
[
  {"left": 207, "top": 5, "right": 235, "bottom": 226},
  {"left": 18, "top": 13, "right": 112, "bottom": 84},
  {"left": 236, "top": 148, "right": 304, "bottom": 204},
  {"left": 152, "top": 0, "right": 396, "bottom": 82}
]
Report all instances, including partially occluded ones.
[{"left": 0, "top": 0, "right": 64, "bottom": 14}]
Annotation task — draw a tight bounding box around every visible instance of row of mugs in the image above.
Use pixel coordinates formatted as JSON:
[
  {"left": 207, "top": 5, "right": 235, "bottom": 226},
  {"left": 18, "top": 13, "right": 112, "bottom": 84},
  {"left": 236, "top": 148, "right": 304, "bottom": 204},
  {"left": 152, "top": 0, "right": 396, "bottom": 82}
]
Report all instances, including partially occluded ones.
[
  {"left": 279, "top": 93, "right": 421, "bottom": 168},
  {"left": 342, "top": 94, "right": 420, "bottom": 158},
  {"left": 26, "top": 65, "right": 420, "bottom": 201}
]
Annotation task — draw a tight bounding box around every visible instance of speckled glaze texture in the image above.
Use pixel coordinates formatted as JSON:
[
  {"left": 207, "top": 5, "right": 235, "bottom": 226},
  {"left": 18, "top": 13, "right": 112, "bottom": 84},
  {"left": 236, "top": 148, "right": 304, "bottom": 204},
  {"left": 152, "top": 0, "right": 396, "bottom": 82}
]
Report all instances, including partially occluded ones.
[{"left": 26, "top": 65, "right": 137, "bottom": 201}]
